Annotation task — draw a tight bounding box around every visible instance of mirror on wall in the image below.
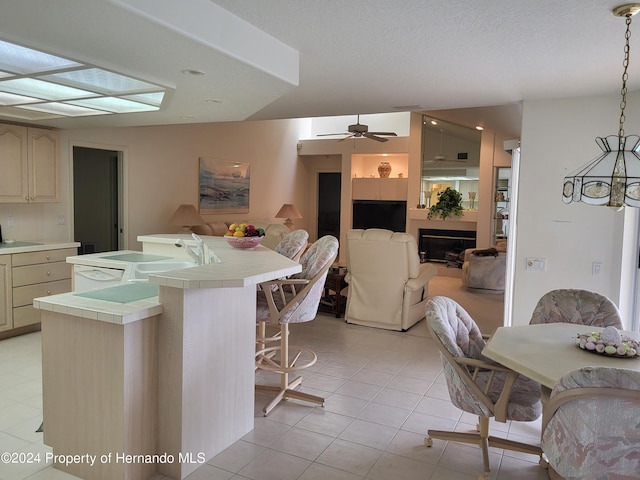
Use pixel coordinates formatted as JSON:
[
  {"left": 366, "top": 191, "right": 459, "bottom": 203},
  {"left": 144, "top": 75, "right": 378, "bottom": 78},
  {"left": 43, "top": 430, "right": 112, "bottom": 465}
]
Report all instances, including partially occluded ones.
[{"left": 420, "top": 116, "right": 481, "bottom": 209}]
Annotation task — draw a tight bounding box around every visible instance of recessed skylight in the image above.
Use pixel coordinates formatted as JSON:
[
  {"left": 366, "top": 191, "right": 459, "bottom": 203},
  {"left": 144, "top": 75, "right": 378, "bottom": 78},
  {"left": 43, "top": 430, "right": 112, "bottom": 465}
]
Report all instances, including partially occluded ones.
[{"left": 0, "top": 39, "right": 166, "bottom": 118}]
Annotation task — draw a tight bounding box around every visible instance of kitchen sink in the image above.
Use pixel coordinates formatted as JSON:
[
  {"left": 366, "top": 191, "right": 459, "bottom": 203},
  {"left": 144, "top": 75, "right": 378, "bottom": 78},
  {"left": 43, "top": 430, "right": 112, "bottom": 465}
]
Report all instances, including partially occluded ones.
[{"left": 131, "top": 261, "right": 195, "bottom": 280}]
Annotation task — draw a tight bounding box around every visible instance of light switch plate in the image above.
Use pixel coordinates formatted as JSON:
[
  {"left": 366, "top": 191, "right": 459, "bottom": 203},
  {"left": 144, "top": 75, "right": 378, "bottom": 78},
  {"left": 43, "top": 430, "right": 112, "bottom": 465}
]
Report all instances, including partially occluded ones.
[{"left": 526, "top": 257, "right": 546, "bottom": 271}]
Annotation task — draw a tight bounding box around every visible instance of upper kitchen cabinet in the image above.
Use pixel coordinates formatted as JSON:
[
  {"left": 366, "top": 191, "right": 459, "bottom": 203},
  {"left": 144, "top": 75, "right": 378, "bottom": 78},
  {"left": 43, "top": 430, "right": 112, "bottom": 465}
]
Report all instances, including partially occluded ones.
[{"left": 0, "top": 124, "right": 59, "bottom": 203}]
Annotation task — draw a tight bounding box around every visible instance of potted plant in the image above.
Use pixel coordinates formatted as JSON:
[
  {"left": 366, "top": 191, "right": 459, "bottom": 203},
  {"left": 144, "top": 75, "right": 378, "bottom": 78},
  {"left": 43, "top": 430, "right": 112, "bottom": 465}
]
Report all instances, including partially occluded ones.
[{"left": 427, "top": 187, "right": 464, "bottom": 220}]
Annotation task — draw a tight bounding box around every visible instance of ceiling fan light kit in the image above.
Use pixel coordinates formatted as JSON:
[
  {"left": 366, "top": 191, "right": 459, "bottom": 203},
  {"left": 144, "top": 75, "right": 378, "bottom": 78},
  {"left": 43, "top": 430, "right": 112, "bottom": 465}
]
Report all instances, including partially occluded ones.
[{"left": 317, "top": 114, "right": 398, "bottom": 142}]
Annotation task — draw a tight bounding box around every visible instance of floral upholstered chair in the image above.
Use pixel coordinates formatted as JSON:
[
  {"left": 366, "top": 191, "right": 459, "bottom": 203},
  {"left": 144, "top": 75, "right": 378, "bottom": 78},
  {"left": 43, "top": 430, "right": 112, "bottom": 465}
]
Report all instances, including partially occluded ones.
[
  {"left": 257, "top": 229, "right": 310, "bottom": 356},
  {"left": 425, "top": 296, "right": 543, "bottom": 479},
  {"left": 542, "top": 366, "right": 640, "bottom": 479},
  {"left": 274, "top": 229, "right": 309, "bottom": 262},
  {"left": 530, "top": 289, "right": 622, "bottom": 328},
  {"left": 255, "top": 235, "right": 338, "bottom": 416}
]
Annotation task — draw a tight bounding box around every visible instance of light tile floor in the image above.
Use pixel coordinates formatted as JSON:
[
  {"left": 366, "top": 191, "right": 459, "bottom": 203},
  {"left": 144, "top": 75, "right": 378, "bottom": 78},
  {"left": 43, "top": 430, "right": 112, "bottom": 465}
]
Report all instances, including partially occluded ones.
[{"left": 0, "top": 313, "right": 549, "bottom": 480}]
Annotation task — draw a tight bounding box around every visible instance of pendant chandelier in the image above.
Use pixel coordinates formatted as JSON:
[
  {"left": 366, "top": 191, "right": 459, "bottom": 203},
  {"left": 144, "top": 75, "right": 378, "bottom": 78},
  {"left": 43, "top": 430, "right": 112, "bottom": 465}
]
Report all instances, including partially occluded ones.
[{"left": 563, "top": 4, "right": 640, "bottom": 208}]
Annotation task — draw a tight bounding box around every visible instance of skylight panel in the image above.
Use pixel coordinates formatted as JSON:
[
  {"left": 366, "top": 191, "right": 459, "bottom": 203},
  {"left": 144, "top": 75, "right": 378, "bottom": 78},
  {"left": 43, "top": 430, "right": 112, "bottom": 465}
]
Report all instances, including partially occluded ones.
[
  {"left": 19, "top": 102, "right": 110, "bottom": 117},
  {"left": 0, "top": 39, "right": 81, "bottom": 74},
  {"left": 69, "top": 96, "right": 159, "bottom": 113},
  {"left": 0, "top": 91, "right": 41, "bottom": 105},
  {"left": 122, "top": 92, "right": 165, "bottom": 106},
  {"left": 44, "top": 68, "right": 162, "bottom": 94},
  {"left": 0, "top": 38, "right": 167, "bottom": 120},
  {"left": 0, "top": 78, "right": 96, "bottom": 101}
]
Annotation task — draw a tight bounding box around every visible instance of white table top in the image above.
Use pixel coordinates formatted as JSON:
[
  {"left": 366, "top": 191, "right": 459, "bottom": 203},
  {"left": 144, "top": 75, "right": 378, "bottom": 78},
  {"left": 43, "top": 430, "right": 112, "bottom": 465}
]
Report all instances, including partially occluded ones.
[
  {"left": 35, "top": 236, "right": 301, "bottom": 325},
  {"left": 482, "top": 323, "right": 640, "bottom": 389}
]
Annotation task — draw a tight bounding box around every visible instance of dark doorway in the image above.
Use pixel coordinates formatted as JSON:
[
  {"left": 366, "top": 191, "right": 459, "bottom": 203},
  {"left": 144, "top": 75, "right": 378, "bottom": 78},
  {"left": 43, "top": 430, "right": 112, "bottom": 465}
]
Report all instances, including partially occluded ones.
[
  {"left": 73, "top": 146, "right": 120, "bottom": 254},
  {"left": 317, "top": 172, "right": 341, "bottom": 239}
]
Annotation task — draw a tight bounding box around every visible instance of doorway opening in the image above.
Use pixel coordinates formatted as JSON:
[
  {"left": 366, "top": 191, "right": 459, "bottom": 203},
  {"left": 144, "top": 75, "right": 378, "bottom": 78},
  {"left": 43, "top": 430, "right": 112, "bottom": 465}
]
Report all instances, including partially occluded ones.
[
  {"left": 317, "top": 172, "right": 341, "bottom": 240},
  {"left": 72, "top": 146, "right": 123, "bottom": 254}
]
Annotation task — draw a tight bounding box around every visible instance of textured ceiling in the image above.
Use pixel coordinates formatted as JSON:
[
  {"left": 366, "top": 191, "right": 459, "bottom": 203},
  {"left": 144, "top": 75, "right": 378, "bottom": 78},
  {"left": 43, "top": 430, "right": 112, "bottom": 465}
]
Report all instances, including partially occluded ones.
[{"left": 0, "top": 0, "right": 635, "bottom": 135}]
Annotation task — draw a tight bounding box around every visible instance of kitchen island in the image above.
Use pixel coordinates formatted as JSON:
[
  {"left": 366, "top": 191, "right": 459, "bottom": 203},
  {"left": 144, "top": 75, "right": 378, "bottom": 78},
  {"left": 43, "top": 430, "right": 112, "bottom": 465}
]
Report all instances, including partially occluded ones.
[{"left": 34, "top": 235, "right": 301, "bottom": 480}]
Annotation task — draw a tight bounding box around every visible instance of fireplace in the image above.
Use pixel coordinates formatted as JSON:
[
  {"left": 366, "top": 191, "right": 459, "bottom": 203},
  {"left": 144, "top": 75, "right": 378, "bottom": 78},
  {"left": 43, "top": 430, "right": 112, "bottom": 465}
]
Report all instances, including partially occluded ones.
[{"left": 418, "top": 228, "right": 476, "bottom": 262}]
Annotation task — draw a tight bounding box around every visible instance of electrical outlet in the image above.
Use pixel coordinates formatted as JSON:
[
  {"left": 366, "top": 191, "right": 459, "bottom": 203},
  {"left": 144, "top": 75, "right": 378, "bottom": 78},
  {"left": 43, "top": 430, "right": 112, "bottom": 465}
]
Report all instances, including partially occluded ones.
[
  {"left": 7, "top": 217, "right": 14, "bottom": 227},
  {"left": 592, "top": 262, "right": 602, "bottom": 276},
  {"left": 57, "top": 215, "right": 66, "bottom": 225}
]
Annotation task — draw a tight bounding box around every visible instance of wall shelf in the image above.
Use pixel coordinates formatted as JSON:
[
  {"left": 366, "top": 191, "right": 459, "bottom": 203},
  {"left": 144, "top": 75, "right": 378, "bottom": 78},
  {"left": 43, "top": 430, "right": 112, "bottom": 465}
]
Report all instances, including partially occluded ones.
[{"left": 408, "top": 208, "right": 478, "bottom": 223}]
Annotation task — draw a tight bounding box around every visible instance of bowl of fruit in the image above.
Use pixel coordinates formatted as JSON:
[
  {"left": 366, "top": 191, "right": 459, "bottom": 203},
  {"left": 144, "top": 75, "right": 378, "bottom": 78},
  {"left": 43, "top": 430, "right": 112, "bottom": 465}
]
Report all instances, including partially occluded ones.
[{"left": 224, "top": 223, "right": 266, "bottom": 249}]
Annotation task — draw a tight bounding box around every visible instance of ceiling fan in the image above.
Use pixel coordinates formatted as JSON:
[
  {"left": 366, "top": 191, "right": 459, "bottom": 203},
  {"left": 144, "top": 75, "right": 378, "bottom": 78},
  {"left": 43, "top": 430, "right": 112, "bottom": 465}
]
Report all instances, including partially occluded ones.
[
  {"left": 424, "top": 129, "right": 448, "bottom": 163},
  {"left": 317, "top": 115, "right": 398, "bottom": 142}
]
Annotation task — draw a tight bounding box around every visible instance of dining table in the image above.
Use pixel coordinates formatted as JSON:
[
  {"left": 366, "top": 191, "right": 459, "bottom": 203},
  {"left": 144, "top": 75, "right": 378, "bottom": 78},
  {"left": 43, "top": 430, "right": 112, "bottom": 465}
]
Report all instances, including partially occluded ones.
[{"left": 482, "top": 323, "right": 640, "bottom": 391}]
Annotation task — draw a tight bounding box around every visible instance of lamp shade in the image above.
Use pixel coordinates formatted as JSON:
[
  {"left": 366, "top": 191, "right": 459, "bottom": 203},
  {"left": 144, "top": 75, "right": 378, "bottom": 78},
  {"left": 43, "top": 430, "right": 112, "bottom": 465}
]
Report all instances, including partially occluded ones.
[
  {"left": 169, "top": 204, "right": 204, "bottom": 228},
  {"left": 275, "top": 203, "right": 302, "bottom": 229}
]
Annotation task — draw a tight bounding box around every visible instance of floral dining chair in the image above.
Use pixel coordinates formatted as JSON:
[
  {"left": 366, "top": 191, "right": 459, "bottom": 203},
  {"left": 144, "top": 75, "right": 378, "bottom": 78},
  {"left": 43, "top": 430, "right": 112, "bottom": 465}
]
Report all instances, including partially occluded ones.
[
  {"left": 425, "top": 296, "right": 543, "bottom": 479},
  {"left": 529, "top": 289, "right": 623, "bottom": 328},
  {"left": 542, "top": 366, "right": 640, "bottom": 479},
  {"left": 255, "top": 235, "right": 338, "bottom": 416}
]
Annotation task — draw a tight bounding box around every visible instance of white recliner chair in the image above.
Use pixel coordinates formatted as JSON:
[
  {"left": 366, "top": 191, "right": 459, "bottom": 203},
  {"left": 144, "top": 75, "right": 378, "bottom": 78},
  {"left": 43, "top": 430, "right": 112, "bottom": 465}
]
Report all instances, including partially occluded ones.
[{"left": 345, "top": 229, "right": 438, "bottom": 331}]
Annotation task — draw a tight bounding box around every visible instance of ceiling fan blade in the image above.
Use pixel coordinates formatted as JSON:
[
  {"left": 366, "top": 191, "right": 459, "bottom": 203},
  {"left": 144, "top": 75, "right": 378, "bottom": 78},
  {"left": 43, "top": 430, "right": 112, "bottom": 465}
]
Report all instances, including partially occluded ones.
[
  {"left": 364, "top": 133, "right": 388, "bottom": 142},
  {"left": 317, "top": 132, "right": 349, "bottom": 136},
  {"left": 339, "top": 134, "right": 356, "bottom": 142},
  {"left": 368, "top": 132, "right": 397, "bottom": 136}
]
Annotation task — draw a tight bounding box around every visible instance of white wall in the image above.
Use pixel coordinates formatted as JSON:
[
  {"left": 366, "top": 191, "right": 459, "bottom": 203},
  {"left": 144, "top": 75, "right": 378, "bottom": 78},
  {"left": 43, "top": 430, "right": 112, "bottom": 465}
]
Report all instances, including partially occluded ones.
[
  {"left": 57, "top": 119, "right": 309, "bottom": 249},
  {"left": 512, "top": 92, "right": 640, "bottom": 327}
]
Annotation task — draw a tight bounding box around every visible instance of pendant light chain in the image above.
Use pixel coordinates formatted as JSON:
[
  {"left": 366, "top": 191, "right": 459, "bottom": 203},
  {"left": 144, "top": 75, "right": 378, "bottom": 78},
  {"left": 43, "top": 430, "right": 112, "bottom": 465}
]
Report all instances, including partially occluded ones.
[{"left": 619, "top": 14, "right": 632, "bottom": 140}]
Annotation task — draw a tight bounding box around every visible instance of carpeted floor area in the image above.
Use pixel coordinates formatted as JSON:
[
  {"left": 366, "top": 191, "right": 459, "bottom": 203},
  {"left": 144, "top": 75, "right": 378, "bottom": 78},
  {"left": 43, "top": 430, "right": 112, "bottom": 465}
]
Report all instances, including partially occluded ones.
[{"left": 426, "top": 264, "right": 504, "bottom": 335}]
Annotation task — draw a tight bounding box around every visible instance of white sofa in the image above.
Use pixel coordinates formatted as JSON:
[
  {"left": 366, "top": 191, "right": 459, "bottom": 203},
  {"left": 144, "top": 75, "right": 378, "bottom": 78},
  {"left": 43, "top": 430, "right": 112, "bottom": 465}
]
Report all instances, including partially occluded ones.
[
  {"left": 344, "top": 229, "right": 438, "bottom": 331},
  {"left": 192, "top": 221, "right": 290, "bottom": 249}
]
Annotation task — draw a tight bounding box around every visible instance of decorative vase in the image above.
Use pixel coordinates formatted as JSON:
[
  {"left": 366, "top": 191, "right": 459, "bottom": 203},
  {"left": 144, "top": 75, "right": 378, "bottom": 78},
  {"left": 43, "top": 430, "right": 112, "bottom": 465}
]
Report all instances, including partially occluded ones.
[{"left": 378, "top": 161, "right": 392, "bottom": 178}]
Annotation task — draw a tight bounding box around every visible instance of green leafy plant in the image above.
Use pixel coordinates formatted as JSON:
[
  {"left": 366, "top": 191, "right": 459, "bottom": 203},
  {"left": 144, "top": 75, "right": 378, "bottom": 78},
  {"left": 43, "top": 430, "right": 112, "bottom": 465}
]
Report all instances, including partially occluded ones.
[{"left": 427, "top": 187, "right": 464, "bottom": 220}]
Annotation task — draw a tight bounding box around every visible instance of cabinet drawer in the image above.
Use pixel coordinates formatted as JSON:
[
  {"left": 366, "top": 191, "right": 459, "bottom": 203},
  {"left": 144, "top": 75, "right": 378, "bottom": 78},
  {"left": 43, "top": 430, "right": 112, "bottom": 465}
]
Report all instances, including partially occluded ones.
[
  {"left": 13, "top": 305, "right": 40, "bottom": 328},
  {"left": 12, "top": 262, "right": 71, "bottom": 287},
  {"left": 13, "top": 279, "right": 71, "bottom": 307},
  {"left": 12, "top": 248, "right": 77, "bottom": 267}
]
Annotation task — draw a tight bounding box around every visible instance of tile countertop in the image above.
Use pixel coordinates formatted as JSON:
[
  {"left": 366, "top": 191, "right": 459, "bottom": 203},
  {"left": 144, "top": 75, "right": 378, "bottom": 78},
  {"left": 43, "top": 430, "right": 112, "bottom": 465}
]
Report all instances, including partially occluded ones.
[
  {"left": 0, "top": 240, "right": 80, "bottom": 254},
  {"left": 34, "top": 236, "right": 302, "bottom": 325}
]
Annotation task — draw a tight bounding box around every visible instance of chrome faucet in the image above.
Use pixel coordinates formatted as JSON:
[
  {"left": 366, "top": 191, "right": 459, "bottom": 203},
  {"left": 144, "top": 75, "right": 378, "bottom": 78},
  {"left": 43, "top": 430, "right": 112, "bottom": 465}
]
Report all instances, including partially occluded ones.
[{"left": 174, "top": 233, "right": 220, "bottom": 265}]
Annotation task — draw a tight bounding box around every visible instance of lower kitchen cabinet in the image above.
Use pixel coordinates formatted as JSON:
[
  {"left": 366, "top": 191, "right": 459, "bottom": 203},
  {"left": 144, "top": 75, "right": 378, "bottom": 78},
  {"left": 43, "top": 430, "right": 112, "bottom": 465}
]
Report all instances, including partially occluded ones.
[{"left": 0, "top": 247, "right": 76, "bottom": 335}]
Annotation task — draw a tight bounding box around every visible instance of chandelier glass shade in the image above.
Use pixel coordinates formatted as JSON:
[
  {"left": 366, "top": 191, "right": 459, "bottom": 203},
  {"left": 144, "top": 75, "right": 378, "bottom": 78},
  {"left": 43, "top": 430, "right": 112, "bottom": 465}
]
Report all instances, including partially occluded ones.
[
  {"left": 562, "top": 135, "right": 640, "bottom": 207},
  {"left": 563, "top": 4, "right": 640, "bottom": 208}
]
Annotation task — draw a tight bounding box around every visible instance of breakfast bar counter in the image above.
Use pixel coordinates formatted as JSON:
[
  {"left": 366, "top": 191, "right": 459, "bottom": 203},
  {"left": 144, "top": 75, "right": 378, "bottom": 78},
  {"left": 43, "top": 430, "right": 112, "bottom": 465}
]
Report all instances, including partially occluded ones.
[{"left": 35, "top": 236, "right": 301, "bottom": 480}]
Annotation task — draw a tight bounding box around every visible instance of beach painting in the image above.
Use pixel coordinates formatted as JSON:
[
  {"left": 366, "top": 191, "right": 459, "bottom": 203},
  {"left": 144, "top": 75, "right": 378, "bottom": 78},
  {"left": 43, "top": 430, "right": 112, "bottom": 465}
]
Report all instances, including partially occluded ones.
[{"left": 199, "top": 158, "right": 250, "bottom": 213}]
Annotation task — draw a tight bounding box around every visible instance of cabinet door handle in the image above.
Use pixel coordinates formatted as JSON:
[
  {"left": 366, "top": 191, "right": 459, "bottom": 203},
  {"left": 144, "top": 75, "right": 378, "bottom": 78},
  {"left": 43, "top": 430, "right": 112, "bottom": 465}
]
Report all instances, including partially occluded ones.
[
  {"left": 46, "top": 290, "right": 51, "bottom": 295},
  {"left": 46, "top": 271, "right": 51, "bottom": 276},
  {"left": 45, "top": 255, "right": 50, "bottom": 260}
]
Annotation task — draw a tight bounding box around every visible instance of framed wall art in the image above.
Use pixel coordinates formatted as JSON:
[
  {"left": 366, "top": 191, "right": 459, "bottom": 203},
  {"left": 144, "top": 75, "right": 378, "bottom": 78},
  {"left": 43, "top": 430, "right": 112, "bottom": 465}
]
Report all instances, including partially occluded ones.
[{"left": 199, "top": 157, "right": 250, "bottom": 214}]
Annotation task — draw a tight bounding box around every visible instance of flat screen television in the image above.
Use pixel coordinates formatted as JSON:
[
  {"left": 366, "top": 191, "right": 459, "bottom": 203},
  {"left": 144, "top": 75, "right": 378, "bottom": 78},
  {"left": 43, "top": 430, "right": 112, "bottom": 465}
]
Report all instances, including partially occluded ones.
[{"left": 352, "top": 200, "right": 407, "bottom": 232}]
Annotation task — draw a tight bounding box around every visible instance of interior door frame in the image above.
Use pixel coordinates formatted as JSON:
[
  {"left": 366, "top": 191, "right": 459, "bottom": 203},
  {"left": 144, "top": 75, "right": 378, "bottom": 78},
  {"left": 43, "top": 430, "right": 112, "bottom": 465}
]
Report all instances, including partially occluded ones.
[{"left": 70, "top": 141, "right": 127, "bottom": 250}]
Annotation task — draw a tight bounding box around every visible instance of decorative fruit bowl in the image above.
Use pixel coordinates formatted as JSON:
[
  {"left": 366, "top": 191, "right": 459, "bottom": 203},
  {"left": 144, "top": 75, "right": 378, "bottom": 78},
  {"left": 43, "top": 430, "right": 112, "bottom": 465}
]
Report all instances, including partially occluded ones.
[
  {"left": 224, "top": 235, "right": 264, "bottom": 249},
  {"left": 223, "top": 223, "right": 266, "bottom": 249},
  {"left": 576, "top": 326, "right": 640, "bottom": 358}
]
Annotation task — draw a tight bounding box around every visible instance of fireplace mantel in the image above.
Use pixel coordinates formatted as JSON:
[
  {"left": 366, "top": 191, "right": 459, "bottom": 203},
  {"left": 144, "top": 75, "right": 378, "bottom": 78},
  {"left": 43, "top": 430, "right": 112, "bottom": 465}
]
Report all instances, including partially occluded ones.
[{"left": 408, "top": 208, "right": 478, "bottom": 223}]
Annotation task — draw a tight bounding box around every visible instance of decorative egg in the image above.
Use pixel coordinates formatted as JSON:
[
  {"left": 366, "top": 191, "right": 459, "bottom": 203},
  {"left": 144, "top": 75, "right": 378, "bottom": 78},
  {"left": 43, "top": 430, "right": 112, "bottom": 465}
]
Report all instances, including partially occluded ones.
[
  {"left": 600, "top": 326, "right": 622, "bottom": 345},
  {"left": 586, "top": 341, "right": 597, "bottom": 350},
  {"left": 604, "top": 345, "right": 617, "bottom": 355},
  {"left": 595, "top": 344, "right": 605, "bottom": 353}
]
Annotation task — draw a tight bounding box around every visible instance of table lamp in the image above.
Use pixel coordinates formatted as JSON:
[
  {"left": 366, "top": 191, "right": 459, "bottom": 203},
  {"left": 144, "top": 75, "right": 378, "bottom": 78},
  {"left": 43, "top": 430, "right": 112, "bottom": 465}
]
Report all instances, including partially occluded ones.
[
  {"left": 275, "top": 203, "right": 302, "bottom": 230},
  {"left": 169, "top": 204, "right": 204, "bottom": 233}
]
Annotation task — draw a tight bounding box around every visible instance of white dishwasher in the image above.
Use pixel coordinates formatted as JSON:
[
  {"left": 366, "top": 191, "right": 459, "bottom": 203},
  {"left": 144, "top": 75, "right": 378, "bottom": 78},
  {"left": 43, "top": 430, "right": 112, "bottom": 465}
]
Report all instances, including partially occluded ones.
[{"left": 73, "top": 265, "right": 126, "bottom": 292}]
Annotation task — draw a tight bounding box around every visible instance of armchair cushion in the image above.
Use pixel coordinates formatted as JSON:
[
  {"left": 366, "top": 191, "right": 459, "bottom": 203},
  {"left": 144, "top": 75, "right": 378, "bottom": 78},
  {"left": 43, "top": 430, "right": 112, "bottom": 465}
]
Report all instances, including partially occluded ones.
[{"left": 345, "top": 228, "right": 438, "bottom": 331}]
